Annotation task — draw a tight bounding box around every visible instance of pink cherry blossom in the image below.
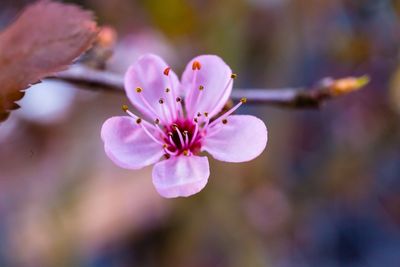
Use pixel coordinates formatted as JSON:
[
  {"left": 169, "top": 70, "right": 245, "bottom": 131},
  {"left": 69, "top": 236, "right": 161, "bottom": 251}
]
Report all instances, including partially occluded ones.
[{"left": 101, "top": 54, "right": 268, "bottom": 198}]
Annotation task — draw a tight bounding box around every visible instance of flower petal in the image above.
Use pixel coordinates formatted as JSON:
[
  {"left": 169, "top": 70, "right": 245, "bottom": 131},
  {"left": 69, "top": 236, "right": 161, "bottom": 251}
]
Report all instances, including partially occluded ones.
[
  {"left": 101, "top": 116, "right": 164, "bottom": 169},
  {"left": 124, "top": 54, "right": 180, "bottom": 121},
  {"left": 152, "top": 155, "right": 210, "bottom": 198},
  {"left": 203, "top": 115, "right": 268, "bottom": 162},
  {"left": 181, "top": 55, "right": 232, "bottom": 118}
]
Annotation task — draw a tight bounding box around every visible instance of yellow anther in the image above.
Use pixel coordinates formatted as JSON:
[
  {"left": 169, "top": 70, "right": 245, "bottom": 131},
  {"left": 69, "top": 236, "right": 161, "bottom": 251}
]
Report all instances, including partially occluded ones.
[
  {"left": 183, "top": 150, "right": 190, "bottom": 156},
  {"left": 163, "top": 144, "right": 168, "bottom": 148},
  {"left": 136, "top": 87, "right": 142, "bottom": 93},
  {"left": 231, "top": 73, "right": 237, "bottom": 79},
  {"left": 240, "top": 97, "right": 247, "bottom": 103},
  {"left": 121, "top": 105, "right": 129, "bottom": 112},
  {"left": 199, "top": 85, "right": 204, "bottom": 91},
  {"left": 204, "top": 112, "right": 209, "bottom": 117}
]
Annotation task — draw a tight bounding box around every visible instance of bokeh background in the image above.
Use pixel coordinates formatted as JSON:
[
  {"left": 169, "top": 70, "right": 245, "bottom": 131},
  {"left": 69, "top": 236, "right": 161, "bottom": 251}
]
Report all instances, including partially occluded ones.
[{"left": 1, "top": 0, "right": 400, "bottom": 266}]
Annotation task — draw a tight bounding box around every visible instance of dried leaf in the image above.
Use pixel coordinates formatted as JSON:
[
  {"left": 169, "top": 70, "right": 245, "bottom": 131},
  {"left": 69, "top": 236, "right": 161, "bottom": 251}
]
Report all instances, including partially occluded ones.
[{"left": 0, "top": 0, "right": 98, "bottom": 122}]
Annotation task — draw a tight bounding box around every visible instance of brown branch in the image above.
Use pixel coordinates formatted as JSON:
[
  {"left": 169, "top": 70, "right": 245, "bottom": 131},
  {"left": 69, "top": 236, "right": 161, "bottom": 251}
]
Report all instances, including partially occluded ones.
[{"left": 50, "top": 65, "right": 368, "bottom": 108}]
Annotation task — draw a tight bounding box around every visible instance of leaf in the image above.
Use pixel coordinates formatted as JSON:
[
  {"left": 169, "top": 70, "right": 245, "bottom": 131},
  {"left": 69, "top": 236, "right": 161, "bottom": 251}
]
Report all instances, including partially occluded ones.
[{"left": 0, "top": 0, "right": 98, "bottom": 122}]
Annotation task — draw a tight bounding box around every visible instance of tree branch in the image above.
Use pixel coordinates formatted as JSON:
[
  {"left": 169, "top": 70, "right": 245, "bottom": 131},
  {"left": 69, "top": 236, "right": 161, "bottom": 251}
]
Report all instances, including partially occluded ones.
[{"left": 50, "top": 65, "right": 368, "bottom": 108}]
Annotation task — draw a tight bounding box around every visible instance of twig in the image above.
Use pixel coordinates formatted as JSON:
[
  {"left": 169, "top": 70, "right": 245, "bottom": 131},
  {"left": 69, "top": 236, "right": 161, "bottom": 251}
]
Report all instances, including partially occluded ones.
[{"left": 50, "top": 65, "right": 368, "bottom": 108}]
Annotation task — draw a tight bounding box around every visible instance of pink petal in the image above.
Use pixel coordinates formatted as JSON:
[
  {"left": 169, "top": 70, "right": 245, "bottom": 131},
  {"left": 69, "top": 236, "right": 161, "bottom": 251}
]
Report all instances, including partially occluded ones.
[
  {"left": 124, "top": 54, "right": 180, "bottom": 121},
  {"left": 101, "top": 116, "right": 164, "bottom": 169},
  {"left": 152, "top": 155, "right": 210, "bottom": 198},
  {"left": 181, "top": 55, "right": 232, "bottom": 118},
  {"left": 203, "top": 115, "right": 268, "bottom": 163}
]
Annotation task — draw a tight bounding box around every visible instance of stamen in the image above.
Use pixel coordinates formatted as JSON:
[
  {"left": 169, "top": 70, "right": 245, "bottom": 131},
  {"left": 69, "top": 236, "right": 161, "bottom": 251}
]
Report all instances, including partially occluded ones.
[
  {"left": 168, "top": 132, "right": 178, "bottom": 148},
  {"left": 187, "top": 61, "right": 201, "bottom": 114},
  {"left": 183, "top": 130, "right": 189, "bottom": 147},
  {"left": 164, "top": 147, "right": 178, "bottom": 156},
  {"left": 195, "top": 85, "right": 205, "bottom": 107},
  {"left": 203, "top": 112, "right": 210, "bottom": 129},
  {"left": 192, "top": 61, "right": 201, "bottom": 70},
  {"left": 136, "top": 117, "right": 164, "bottom": 145},
  {"left": 154, "top": 118, "right": 168, "bottom": 139},
  {"left": 189, "top": 118, "right": 199, "bottom": 146},
  {"left": 163, "top": 144, "right": 178, "bottom": 156},
  {"left": 136, "top": 88, "right": 163, "bottom": 122},
  {"left": 208, "top": 74, "right": 235, "bottom": 117},
  {"left": 159, "top": 98, "right": 172, "bottom": 123},
  {"left": 176, "top": 97, "right": 184, "bottom": 116},
  {"left": 173, "top": 124, "right": 185, "bottom": 148},
  {"left": 183, "top": 150, "right": 191, "bottom": 156},
  {"left": 222, "top": 119, "right": 228, "bottom": 124},
  {"left": 208, "top": 98, "right": 246, "bottom": 128},
  {"left": 163, "top": 67, "right": 171, "bottom": 76},
  {"left": 122, "top": 105, "right": 154, "bottom": 129},
  {"left": 164, "top": 68, "right": 179, "bottom": 119},
  {"left": 165, "top": 88, "right": 177, "bottom": 121}
]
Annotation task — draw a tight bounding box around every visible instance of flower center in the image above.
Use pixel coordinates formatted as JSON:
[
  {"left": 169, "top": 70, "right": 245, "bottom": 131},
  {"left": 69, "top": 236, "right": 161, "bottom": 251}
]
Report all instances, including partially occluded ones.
[{"left": 163, "top": 119, "right": 201, "bottom": 156}]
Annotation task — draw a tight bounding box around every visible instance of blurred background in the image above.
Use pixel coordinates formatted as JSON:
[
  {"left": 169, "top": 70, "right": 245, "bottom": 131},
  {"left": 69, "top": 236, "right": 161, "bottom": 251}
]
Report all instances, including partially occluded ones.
[{"left": 1, "top": 0, "right": 400, "bottom": 266}]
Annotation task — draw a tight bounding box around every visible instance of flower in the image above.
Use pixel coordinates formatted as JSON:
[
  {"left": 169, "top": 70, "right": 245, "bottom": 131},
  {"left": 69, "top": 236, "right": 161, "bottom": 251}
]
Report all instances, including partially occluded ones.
[{"left": 101, "top": 54, "right": 268, "bottom": 198}]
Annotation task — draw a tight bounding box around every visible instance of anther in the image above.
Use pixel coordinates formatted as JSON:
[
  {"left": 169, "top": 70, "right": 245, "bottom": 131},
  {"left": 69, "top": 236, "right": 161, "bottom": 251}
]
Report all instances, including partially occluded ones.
[
  {"left": 204, "top": 112, "right": 209, "bottom": 117},
  {"left": 197, "top": 112, "right": 201, "bottom": 117},
  {"left": 192, "top": 61, "right": 201, "bottom": 70},
  {"left": 240, "top": 97, "right": 247, "bottom": 103},
  {"left": 154, "top": 118, "right": 160, "bottom": 124},
  {"left": 231, "top": 73, "right": 237, "bottom": 79},
  {"left": 121, "top": 105, "right": 129, "bottom": 112},
  {"left": 172, "top": 123, "right": 178, "bottom": 129},
  {"left": 164, "top": 154, "right": 171, "bottom": 159},
  {"left": 199, "top": 85, "right": 204, "bottom": 91},
  {"left": 194, "top": 118, "right": 198, "bottom": 123},
  {"left": 163, "top": 144, "right": 168, "bottom": 148},
  {"left": 163, "top": 67, "right": 171, "bottom": 76},
  {"left": 159, "top": 98, "right": 165, "bottom": 104},
  {"left": 136, "top": 87, "right": 142, "bottom": 93},
  {"left": 183, "top": 150, "right": 190, "bottom": 156},
  {"left": 183, "top": 130, "right": 188, "bottom": 135},
  {"left": 165, "top": 88, "right": 170, "bottom": 93},
  {"left": 222, "top": 119, "right": 228, "bottom": 124},
  {"left": 136, "top": 118, "right": 142, "bottom": 124},
  {"left": 176, "top": 97, "right": 182, "bottom": 102}
]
